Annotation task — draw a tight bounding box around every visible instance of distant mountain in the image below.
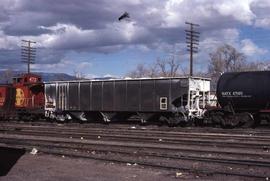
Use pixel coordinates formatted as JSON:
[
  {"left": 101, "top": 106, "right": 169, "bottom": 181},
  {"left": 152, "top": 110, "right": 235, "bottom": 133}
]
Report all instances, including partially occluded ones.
[
  {"left": 0, "top": 71, "right": 119, "bottom": 84},
  {"left": 0, "top": 71, "right": 77, "bottom": 84},
  {"left": 92, "top": 76, "right": 117, "bottom": 80},
  {"left": 37, "top": 72, "right": 77, "bottom": 82}
]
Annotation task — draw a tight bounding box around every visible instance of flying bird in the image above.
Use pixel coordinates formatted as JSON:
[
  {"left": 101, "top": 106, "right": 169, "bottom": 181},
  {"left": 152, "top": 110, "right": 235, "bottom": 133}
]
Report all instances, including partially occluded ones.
[{"left": 118, "top": 12, "right": 130, "bottom": 21}]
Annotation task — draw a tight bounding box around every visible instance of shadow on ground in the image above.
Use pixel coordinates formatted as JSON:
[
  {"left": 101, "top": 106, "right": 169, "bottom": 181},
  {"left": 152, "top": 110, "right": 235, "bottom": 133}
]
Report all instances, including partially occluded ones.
[{"left": 0, "top": 146, "right": 25, "bottom": 176}]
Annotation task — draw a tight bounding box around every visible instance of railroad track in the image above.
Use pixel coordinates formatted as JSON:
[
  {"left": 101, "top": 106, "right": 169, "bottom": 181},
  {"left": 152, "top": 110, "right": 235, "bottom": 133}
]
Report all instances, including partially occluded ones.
[
  {"left": 0, "top": 121, "right": 270, "bottom": 137},
  {"left": 1, "top": 133, "right": 269, "bottom": 162},
  {"left": 1, "top": 124, "right": 270, "bottom": 151},
  {"left": 0, "top": 122, "right": 270, "bottom": 179},
  {"left": 2, "top": 121, "right": 270, "bottom": 138},
  {"left": 1, "top": 134, "right": 270, "bottom": 166},
  {"left": 0, "top": 134, "right": 269, "bottom": 179},
  {"left": 2, "top": 120, "right": 270, "bottom": 136}
]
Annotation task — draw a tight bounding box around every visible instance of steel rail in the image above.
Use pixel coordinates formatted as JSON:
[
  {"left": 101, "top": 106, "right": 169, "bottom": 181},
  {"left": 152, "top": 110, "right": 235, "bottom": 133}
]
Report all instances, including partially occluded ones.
[
  {"left": 1, "top": 141, "right": 267, "bottom": 179},
  {"left": 1, "top": 129, "right": 270, "bottom": 151}
]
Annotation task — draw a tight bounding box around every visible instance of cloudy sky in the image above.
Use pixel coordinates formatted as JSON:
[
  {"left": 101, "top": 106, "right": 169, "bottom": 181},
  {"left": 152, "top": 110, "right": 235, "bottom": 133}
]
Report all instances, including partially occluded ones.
[{"left": 1, "top": 0, "right": 270, "bottom": 77}]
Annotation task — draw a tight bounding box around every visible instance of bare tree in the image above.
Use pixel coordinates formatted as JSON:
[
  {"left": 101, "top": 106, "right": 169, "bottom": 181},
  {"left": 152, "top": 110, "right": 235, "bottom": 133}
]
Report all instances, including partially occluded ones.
[
  {"left": 209, "top": 44, "right": 270, "bottom": 75},
  {"left": 147, "top": 64, "right": 159, "bottom": 78},
  {"left": 208, "top": 44, "right": 246, "bottom": 75},
  {"left": 156, "top": 58, "right": 167, "bottom": 77},
  {"left": 73, "top": 69, "right": 86, "bottom": 79},
  {"left": 127, "top": 55, "right": 183, "bottom": 78},
  {"left": 208, "top": 44, "right": 248, "bottom": 88},
  {"left": 207, "top": 44, "right": 270, "bottom": 89},
  {"left": 167, "top": 56, "right": 181, "bottom": 77},
  {"left": 243, "top": 61, "right": 270, "bottom": 71},
  {"left": 127, "top": 64, "right": 150, "bottom": 78},
  {"left": 156, "top": 56, "right": 181, "bottom": 77}
]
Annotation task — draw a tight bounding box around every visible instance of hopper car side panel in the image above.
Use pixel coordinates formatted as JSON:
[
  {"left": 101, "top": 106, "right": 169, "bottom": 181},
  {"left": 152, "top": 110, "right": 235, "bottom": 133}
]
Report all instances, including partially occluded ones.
[
  {"left": 126, "top": 80, "right": 140, "bottom": 111},
  {"left": 80, "top": 82, "right": 91, "bottom": 111},
  {"left": 115, "top": 81, "right": 127, "bottom": 111},
  {"left": 61, "top": 78, "right": 188, "bottom": 113},
  {"left": 92, "top": 82, "right": 102, "bottom": 111}
]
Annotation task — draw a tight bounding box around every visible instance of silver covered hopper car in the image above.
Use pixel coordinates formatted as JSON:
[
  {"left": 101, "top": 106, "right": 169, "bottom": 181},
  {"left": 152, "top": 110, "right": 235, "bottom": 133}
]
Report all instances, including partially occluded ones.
[{"left": 44, "top": 77, "right": 210, "bottom": 126}]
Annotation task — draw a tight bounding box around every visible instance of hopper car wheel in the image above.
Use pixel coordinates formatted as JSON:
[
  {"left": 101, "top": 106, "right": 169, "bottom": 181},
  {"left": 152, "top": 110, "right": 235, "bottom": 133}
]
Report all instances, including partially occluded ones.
[
  {"left": 240, "top": 113, "right": 256, "bottom": 128},
  {"left": 167, "top": 117, "right": 180, "bottom": 127},
  {"left": 221, "top": 114, "right": 240, "bottom": 129},
  {"left": 56, "top": 114, "right": 67, "bottom": 122},
  {"left": 267, "top": 117, "right": 270, "bottom": 127},
  {"left": 205, "top": 110, "right": 225, "bottom": 127},
  {"left": 193, "top": 118, "right": 204, "bottom": 127},
  {"left": 46, "top": 117, "right": 53, "bottom": 122},
  {"left": 211, "top": 113, "right": 224, "bottom": 127},
  {"left": 207, "top": 111, "right": 241, "bottom": 128},
  {"left": 166, "top": 113, "right": 187, "bottom": 127},
  {"left": 221, "top": 112, "right": 254, "bottom": 128}
]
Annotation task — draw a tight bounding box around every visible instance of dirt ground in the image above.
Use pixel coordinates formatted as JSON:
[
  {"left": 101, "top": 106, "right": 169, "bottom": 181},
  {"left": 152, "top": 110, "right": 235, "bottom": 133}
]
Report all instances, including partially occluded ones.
[
  {"left": 0, "top": 146, "right": 262, "bottom": 181},
  {"left": 0, "top": 150, "right": 203, "bottom": 181}
]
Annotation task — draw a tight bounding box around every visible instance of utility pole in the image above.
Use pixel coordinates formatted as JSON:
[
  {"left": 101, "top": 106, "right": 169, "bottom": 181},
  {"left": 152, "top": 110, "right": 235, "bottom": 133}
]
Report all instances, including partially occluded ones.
[
  {"left": 21, "top": 40, "right": 36, "bottom": 74},
  {"left": 185, "top": 22, "right": 200, "bottom": 76}
]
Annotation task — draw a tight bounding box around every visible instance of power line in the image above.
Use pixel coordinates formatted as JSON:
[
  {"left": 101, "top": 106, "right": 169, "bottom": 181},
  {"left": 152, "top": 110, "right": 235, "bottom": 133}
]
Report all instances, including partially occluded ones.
[
  {"left": 21, "top": 40, "right": 36, "bottom": 74},
  {"left": 185, "top": 22, "right": 200, "bottom": 76}
]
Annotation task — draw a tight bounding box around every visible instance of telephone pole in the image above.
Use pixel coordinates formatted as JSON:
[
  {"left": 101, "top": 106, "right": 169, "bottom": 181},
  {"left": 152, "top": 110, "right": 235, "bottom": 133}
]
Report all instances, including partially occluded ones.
[
  {"left": 21, "top": 40, "right": 36, "bottom": 74},
  {"left": 185, "top": 22, "right": 200, "bottom": 76}
]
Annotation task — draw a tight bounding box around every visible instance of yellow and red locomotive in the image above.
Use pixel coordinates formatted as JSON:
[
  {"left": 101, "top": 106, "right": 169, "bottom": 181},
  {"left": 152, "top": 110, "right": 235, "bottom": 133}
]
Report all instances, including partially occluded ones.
[
  {"left": 0, "top": 73, "right": 44, "bottom": 120},
  {"left": 0, "top": 84, "right": 16, "bottom": 120}
]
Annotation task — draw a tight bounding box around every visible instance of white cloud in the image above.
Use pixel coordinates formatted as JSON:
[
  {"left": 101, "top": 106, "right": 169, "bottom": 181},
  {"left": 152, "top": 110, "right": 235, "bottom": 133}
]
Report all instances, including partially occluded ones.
[
  {"left": 213, "top": 0, "right": 255, "bottom": 24},
  {"left": 0, "top": 31, "right": 19, "bottom": 50},
  {"left": 0, "top": 0, "right": 270, "bottom": 75},
  {"left": 162, "top": 0, "right": 256, "bottom": 28},
  {"left": 252, "top": 0, "right": 270, "bottom": 28},
  {"left": 200, "top": 28, "right": 240, "bottom": 54},
  {"left": 32, "top": 59, "right": 93, "bottom": 74},
  {"left": 77, "top": 62, "right": 92, "bottom": 69},
  {"left": 255, "top": 18, "right": 270, "bottom": 28},
  {"left": 85, "top": 73, "right": 98, "bottom": 79},
  {"left": 240, "top": 39, "right": 268, "bottom": 56},
  {"left": 252, "top": 0, "right": 270, "bottom": 8},
  {"left": 36, "top": 22, "right": 151, "bottom": 51}
]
